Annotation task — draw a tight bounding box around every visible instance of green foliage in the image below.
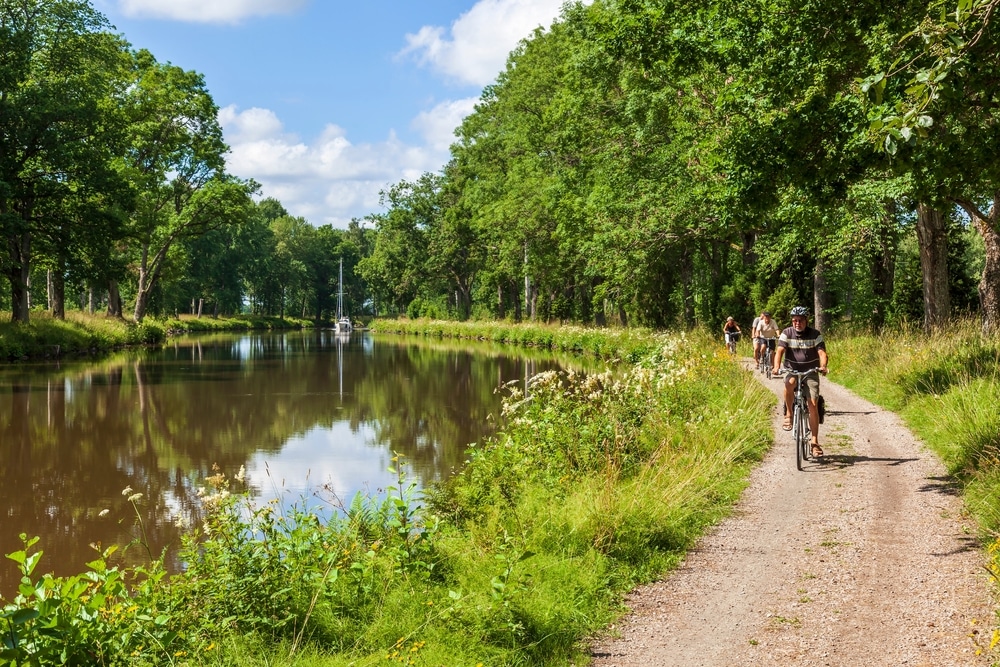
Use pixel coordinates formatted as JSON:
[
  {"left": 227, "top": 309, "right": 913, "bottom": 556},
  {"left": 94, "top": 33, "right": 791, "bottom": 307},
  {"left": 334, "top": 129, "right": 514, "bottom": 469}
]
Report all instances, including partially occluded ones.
[
  {"left": 762, "top": 282, "right": 799, "bottom": 327},
  {"left": 0, "top": 534, "right": 177, "bottom": 666},
  {"left": 0, "top": 311, "right": 165, "bottom": 360},
  {"left": 0, "top": 311, "right": 320, "bottom": 362}
]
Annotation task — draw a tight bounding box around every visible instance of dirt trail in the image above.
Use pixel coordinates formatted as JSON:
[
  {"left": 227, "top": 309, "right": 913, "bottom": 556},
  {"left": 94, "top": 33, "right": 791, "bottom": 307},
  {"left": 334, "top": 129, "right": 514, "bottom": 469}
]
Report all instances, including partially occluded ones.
[{"left": 589, "top": 364, "right": 996, "bottom": 666}]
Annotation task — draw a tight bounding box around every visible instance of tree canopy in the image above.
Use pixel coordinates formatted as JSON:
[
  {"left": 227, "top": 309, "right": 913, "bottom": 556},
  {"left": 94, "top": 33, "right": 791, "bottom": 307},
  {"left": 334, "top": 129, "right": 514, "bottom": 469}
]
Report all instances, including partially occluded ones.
[{"left": 3, "top": 0, "right": 997, "bottom": 333}]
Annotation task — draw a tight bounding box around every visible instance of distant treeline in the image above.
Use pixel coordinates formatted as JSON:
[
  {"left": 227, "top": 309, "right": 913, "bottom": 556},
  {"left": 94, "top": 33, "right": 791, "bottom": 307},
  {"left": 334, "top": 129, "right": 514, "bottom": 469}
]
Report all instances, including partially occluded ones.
[{"left": 6, "top": 0, "right": 1000, "bottom": 332}]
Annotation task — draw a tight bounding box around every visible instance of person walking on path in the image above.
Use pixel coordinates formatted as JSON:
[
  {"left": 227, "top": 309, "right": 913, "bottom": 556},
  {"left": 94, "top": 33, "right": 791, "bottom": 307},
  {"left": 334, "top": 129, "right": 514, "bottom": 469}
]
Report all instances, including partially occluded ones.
[{"left": 772, "top": 306, "right": 828, "bottom": 456}]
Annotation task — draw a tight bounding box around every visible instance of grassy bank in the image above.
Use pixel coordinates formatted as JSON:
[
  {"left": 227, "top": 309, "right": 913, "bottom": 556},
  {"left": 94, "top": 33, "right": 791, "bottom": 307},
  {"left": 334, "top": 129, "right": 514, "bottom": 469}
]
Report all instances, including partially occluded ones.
[
  {"left": 0, "top": 312, "right": 313, "bottom": 361},
  {"left": 0, "top": 327, "right": 775, "bottom": 666},
  {"left": 370, "top": 318, "right": 658, "bottom": 362}
]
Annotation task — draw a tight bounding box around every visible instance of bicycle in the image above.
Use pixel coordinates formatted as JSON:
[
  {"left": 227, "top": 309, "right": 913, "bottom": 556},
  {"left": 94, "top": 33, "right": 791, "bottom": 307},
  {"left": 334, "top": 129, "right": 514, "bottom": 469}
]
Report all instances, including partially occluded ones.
[
  {"left": 725, "top": 331, "right": 740, "bottom": 356},
  {"left": 781, "top": 368, "right": 822, "bottom": 471},
  {"left": 759, "top": 339, "right": 775, "bottom": 379}
]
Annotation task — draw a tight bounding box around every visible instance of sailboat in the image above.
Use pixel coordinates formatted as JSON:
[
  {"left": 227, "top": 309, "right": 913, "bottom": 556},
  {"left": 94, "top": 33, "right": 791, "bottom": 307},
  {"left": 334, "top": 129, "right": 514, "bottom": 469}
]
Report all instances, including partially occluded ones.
[{"left": 335, "top": 258, "right": 352, "bottom": 334}]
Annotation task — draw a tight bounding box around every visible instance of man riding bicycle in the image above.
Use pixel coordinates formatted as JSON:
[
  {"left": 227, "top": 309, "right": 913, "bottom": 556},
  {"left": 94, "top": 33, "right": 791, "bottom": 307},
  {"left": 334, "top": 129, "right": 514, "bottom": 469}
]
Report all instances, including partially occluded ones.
[
  {"left": 772, "top": 306, "right": 829, "bottom": 457},
  {"left": 754, "top": 311, "right": 779, "bottom": 367}
]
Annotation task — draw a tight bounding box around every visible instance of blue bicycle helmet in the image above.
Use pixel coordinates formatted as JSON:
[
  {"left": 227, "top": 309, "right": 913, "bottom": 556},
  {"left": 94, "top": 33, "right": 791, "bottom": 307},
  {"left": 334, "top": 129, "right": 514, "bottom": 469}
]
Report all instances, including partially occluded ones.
[{"left": 790, "top": 306, "right": 809, "bottom": 317}]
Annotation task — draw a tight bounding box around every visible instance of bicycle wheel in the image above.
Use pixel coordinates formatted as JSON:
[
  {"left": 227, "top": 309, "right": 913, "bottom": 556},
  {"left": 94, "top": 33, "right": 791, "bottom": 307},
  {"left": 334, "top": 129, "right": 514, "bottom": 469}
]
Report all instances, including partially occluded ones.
[
  {"left": 797, "top": 400, "right": 810, "bottom": 466},
  {"left": 764, "top": 350, "right": 772, "bottom": 379},
  {"left": 792, "top": 397, "right": 810, "bottom": 470},
  {"left": 794, "top": 401, "right": 804, "bottom": 470}
]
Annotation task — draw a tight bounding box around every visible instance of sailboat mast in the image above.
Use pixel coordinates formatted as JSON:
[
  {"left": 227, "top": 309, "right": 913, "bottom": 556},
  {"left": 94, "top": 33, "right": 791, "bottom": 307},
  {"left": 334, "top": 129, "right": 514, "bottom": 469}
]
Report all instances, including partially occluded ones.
[{"left": 337, "top": 258, "right": 343, "bottom": 319}]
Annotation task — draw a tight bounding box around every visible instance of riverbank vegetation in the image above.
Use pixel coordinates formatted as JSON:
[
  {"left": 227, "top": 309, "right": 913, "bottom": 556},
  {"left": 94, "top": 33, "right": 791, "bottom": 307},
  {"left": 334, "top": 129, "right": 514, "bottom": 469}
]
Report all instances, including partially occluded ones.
[
  {"left": 0, "top": 329, "right": 775, "bottom": 665},
  {"left": 370, "top": 318, "right": 658, "bottom": 362},
  {"left": 0, "top": 312, "right": 313, "bottom": 361}
]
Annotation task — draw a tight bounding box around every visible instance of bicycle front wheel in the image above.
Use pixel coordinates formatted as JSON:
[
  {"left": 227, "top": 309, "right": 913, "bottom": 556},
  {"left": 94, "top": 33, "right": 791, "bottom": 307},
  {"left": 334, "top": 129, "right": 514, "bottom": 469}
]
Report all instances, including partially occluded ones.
[{"left": 794, "top": 404, "right": 804, "bottom": 470}]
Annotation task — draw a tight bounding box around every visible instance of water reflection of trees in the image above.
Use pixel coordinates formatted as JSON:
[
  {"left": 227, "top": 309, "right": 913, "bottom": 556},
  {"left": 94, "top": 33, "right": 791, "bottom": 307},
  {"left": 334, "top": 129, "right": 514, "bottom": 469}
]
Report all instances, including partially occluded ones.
[{"left": 0, "top": 332, "right": 570, "bottom": 593}]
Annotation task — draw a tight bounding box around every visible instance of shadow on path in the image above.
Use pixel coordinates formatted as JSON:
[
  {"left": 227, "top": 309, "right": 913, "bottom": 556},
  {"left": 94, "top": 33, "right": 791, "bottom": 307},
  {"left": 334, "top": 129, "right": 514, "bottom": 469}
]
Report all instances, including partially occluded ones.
[
  {"left": 804, "top": 454, "right": 920, "bottom": 470},
  {"left": 825, "top": 409, "right": 879, "bottom": 417},
  {"left": 919, "top": 475, "right": 962, "bottom": 497}
]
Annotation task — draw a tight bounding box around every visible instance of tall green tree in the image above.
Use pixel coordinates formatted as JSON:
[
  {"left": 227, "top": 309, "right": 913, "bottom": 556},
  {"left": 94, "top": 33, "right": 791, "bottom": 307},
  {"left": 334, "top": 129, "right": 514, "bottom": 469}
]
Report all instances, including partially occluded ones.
[
  {"left": 0, "top": 0, "right": 131, "bottom": 322},
  {"left": 118, "top": 50, "right": 256, "bottom": 322}
]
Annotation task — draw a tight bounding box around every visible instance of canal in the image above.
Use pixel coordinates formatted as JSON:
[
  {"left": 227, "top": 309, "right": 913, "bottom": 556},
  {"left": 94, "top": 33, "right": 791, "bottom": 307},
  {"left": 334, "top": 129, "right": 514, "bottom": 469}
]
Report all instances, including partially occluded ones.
[{"left": 0, "top": 330, "right": 590, "bottom": 592}]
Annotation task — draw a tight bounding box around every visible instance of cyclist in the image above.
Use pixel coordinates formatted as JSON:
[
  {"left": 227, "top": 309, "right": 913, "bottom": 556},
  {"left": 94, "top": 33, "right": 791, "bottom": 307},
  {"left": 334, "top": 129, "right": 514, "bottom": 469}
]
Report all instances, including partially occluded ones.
[
  {"left": 755, "top": 311, "right": 779, "bottom": 369},
  {"left": 750, "top": 311, "right": 763, "bottom": 365},
  {"left": 722, "top": 317, "right": 741, "bottom": 353},
  {"left": 772, "top": 306, "right": 829, "bottom": 457}
]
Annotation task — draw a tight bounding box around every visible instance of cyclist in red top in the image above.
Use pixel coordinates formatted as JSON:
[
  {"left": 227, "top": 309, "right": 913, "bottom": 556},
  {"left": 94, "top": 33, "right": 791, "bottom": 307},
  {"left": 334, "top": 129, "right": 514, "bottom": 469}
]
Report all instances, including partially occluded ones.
[{"left": 772, "top": 306, "right": 829, "bottom": 456}]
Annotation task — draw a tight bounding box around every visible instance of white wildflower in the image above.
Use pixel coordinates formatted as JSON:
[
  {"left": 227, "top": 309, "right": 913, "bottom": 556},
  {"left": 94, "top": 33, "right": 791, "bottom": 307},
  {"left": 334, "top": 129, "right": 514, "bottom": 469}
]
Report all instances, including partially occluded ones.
[
  {"left": 235, "top": 465, "right": 246, "bottom": 483},
  {"left": 127, "top": 493, "right": 143, "bottom": 503},
  {"left": 121, "top": 486, "right": 133, "bottom": 497},
  {"left": 98, "top": 509, "right": 110, "bottom": 518}
]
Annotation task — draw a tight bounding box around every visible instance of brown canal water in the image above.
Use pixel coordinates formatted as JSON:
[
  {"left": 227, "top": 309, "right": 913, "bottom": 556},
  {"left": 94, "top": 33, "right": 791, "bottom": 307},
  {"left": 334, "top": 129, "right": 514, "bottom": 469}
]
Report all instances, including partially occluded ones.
[{"left": 0, "top": 330, "right": 594, "bottom": 594}]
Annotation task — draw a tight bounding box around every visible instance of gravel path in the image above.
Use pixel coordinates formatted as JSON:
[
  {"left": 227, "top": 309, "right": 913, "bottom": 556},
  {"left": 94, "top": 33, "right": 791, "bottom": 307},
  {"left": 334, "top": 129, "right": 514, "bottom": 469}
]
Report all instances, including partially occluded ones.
[{"left": 589, "top": 365, "right": 996, "bottom": 666}]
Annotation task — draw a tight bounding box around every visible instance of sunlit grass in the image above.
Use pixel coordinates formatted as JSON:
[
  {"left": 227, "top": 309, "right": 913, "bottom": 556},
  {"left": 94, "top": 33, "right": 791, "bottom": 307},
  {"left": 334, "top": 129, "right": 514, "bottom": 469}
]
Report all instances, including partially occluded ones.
[{"left": 369, "top": 318, "right": 656, "bottom": 361}]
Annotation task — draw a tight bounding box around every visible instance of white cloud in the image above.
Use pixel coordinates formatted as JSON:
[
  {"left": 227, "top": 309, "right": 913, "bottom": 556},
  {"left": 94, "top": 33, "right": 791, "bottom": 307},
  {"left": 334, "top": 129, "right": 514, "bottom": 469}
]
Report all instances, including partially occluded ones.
[
  {"left": 117, "top": 0, "right": 308, "bottom": 24},
  {"left": 399, "top": 0, "right": 579, "bottom": 86},
  {"left": 220, "top": 105, "right": 453, "bottom": 227},
  {"left": 411, "top": 98, "right": 479, "bottom": 152}
]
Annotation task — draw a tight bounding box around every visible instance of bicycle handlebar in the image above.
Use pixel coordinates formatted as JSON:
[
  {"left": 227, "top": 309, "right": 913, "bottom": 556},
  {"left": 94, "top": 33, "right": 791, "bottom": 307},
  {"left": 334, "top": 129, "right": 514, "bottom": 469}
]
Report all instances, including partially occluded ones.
[{"left": 778, "top": 367, "right": 827, "bottom": 377}]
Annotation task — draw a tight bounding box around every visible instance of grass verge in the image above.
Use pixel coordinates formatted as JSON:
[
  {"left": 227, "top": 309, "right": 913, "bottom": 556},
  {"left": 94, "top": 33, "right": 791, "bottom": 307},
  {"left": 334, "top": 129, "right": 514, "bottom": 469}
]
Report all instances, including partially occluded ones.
[{"left": 0, "top": 311, "right": 313, "bottom": 361}]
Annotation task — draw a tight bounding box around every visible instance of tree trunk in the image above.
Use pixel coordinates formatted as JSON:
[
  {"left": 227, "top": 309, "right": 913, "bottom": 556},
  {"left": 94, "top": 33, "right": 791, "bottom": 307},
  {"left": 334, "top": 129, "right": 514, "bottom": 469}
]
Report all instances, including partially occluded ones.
[
  {"left": 107, "top": 280, "right": 123, "bottom": 318},
  {"left": 914, "top": 203, "right": 951, "bottom": 331},
  {"left": 977, "top": 220, "right": 1000, "bottom": 333},
  {"left": 88, "top": 287, "right": 94, "bottom": 315},
  {"left": 680, "top": 249, "right": 695, "bottom": 327},
  {"left": 50, "top": 270, "right": 65, "bottom": 320},
  {"left": 513, "top": 280, "right": 522, "bottom": 322},
  {"left": 813, "top": 257, "right": 833, "bottom": 332},
  {"left": 954, "top": 194, "right": 1000, "bottom": 333},
  {"left": 497, "top": 283, "right": 505, "bottom": 320},
  {"left": 870, "top": 201, "right": 898, "bottom": 332},
  {"left": 6, "top": 231, "right": 31, "bottom": 323}
]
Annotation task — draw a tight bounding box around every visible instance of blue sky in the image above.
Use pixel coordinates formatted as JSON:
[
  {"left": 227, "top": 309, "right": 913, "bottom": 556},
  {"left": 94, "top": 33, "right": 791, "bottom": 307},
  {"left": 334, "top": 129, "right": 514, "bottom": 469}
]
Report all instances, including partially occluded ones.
[{"left": 91, "top": 0, "right": 578, "bottom": 228}]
